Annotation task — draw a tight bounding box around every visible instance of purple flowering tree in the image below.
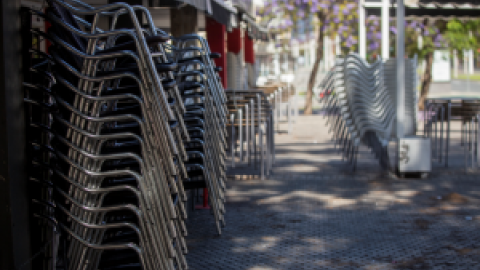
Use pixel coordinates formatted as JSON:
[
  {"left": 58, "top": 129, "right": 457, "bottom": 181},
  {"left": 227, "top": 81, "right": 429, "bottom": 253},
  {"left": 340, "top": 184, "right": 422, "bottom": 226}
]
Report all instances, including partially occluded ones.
[
  {"left": 258, "top": 0, "right": 359, "bottom": 115},
  {"left": 365, "top": 16, "right": 449, "bottom": 109}
]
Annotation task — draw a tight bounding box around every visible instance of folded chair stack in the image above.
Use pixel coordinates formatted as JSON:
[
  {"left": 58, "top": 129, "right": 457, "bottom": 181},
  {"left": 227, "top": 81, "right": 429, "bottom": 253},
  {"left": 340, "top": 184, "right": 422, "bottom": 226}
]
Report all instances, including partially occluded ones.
[
  {"left": 319, "top": 54, "right": 396, "bottom": 170},
  {"left": 23, "top": 0, "right": 229, "bottom": 269},
  {"left": 169, "top": 34, "right": 229, "bottom": 233}
]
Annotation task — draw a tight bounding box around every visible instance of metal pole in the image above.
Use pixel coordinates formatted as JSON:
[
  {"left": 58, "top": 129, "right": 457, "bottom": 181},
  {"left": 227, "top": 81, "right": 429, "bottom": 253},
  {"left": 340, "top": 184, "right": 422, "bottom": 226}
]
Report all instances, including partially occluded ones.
[
  {"left": 396, "top": 0, "right": 405, "bottom": 139},
  {"left": 260, "top": 122, "right": 265, "bottom": 180},
  {"left": 471, "top": 119, "right": 475, "bottom": 168},
  {"left": 231, "top": 114, "right": 235, "bottom": 168},
  {"left": 446, "top": 102, "right": 451, "bottom": 167},
  {"left": 477, "top": 115, "right": 480, "bottom": 168},
  {"left": 359, "top": 0, "right": 366, "bottom": 58},
  {"left": 424, "top": 100, "right": 428, "bottom": 137},
  {"left": 279, "top": 87, "right": 282, "bottom": 122},
  {"left": 294, "top": 84, "right": 298, "bottom": 122},
  {"left": 464, "top": 120, "right": 467, "bottom": 171},
  {"left": 272, "top": 112, "right": 276, "bottom": 165},
  {"left": 288, "top": 95, "right": 292, "bottom": 134},
  {"left": 434, "top": 111, "right": 438, "bottom": 157},
  {"left": 266, "top": 118, "right": 271, "bottom": 175},
  {"left": 381, "top": 0, "right": 390, "bottom": 59},
  {"left": 251, "top": 99, "right": 255, "bottom": 167},
  {"left": 257, "top": 94, "right": 262, "bottom": 171},
  {"left": 246, "top": 104, "right": 249, "bottom": 164},
  {"left": 275, "top": 89, "right": 280, "bottom": 131},
  {"left": 239, "top": 108, "right": 243, "bottom": 162},
  {"left": 439, "top": 107, "right": 444, "bottom": 163}
]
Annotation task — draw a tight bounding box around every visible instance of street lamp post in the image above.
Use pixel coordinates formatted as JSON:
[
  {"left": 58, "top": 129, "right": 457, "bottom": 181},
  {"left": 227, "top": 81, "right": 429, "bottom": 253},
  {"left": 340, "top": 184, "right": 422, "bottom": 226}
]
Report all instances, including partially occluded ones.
[
  {"left": 396, "top": 0, "right": 405, "bottom": 139},
  {"left": 381, "top": 0, "right": 390, "bottom": 59},
  {"left": 359, "top": 0, "right": 366, "bottom": 58}
]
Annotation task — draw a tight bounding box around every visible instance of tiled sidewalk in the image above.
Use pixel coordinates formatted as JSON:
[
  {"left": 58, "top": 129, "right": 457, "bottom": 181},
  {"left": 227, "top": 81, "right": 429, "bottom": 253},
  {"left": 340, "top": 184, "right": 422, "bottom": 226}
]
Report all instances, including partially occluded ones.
[{"left": 186, "top": 115, "right": 480, "bottom": 270}]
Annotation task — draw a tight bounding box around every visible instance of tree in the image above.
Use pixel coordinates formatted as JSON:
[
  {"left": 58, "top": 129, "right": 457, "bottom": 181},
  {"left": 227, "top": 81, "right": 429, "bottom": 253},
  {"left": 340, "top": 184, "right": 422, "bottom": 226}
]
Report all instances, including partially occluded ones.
[{"left": 259, "top": 0, "right": 359, "bottom": 115}]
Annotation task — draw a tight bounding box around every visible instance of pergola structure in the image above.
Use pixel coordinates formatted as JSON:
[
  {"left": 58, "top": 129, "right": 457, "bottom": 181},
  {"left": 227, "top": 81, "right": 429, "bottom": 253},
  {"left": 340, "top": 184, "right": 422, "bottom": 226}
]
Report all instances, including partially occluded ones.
[
  {"left": 359, "top": 0, "right": 480, "bottom": 60},
  {"left": 358, "top": 0, "right": 480, "bottom": 138}
]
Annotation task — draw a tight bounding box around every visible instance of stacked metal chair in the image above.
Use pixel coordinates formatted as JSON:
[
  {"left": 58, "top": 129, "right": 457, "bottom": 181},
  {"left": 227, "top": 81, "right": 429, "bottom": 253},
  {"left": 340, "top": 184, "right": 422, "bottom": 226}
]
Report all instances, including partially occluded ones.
[
  {"left": 318, "top": 60, "right": 362, "bottom": 170},
  {"left": 49, "top": 2, "right": 187, "bottom": 269},
  {"left": 21, "top": 0, "right": 228, "bottom": 269},
  {"left": 22, "top": 30, "right": 61, "bottom": 269},
  {"left": 318, "top": 55, "right": 395, "bottom": 170},
  {"left": 167, "top": 34, "right": 229, "bottom": 232}
]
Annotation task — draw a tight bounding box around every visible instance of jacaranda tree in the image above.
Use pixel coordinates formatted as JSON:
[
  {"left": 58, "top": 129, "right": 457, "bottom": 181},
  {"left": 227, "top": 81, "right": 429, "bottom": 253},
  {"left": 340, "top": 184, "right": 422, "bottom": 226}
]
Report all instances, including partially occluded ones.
[
  {"left": 258, "top": 0, "right": 359, "bottom": 114},
  {"left": 365, "top": 16, "right": 448, "bottom": 109}
]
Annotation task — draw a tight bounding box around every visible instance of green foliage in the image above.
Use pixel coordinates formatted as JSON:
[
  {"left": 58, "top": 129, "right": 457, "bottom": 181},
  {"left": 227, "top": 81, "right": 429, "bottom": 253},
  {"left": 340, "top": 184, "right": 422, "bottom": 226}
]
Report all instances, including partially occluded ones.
[{"left": 444, "top": 19, "right": 480, "bottom": 57}]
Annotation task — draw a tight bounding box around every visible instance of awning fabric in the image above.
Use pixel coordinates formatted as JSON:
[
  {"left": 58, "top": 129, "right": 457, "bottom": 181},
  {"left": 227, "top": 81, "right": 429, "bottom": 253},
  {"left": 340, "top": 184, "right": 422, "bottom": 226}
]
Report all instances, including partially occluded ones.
[
  {"left": 209, "top": 0, "right": 237, "bottom": 30},
  {"left": 227, "top": 27, "right": 242, "bottom": 54},
  {"left": 244, "top": 30, "right": 255, "bottom": 64}
]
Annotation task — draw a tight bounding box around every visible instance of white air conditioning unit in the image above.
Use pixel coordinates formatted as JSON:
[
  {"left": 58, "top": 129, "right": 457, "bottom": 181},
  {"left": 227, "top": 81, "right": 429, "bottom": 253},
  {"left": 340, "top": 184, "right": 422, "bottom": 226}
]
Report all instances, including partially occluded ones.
[{"left": 398, "top": 136, "right": 431, "bottom": 175}]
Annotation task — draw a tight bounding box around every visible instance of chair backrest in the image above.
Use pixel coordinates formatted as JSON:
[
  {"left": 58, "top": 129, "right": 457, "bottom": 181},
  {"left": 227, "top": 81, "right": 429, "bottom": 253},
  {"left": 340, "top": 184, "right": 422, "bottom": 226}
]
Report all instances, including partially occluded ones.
[{"left": 47, "top": 0, "right": 87, "bottom": 53}]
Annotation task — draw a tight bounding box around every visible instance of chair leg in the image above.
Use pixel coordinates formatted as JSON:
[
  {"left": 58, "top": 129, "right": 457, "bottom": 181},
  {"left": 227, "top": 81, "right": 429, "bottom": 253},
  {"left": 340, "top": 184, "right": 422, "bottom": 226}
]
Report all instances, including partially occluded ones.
[
  {"left": 353, "top": 146, "right": 359, "bottom": 172},
  {"left": 472, "top": 119, "right": 475, "bottom": 169},
  {"left": 439, "top": 108, "right": 444, "bottom": 163},
  {"left": 446, "top": 102, "right": 451, "bottom": 167},
  {"left": 260, "top": 122, "right": 265, "bottom": 180},
  {"left": 231, "top": 114, "right": 236, "bottom": 168},
  {"left": 239, "top": 109, "right": 243, "bottom": 162},
  {"left": 464, "top": 121, "right": 468, "bottom": 171}
]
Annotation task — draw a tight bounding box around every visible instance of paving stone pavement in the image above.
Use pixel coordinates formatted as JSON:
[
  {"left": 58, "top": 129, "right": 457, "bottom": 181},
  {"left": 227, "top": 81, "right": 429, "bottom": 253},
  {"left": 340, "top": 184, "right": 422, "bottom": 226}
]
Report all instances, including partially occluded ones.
[{"left": 186, "top": 115, "right": 480, "bottom": 270}]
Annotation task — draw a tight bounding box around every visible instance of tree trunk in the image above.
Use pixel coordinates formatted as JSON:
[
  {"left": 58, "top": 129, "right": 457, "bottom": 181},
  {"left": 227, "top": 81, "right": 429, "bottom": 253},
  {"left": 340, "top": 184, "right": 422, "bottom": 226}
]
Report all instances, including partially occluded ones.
[
  {"left": 304, "top": 17, "right": 325, "bottom": 115},
  {"left": 418, "top": 51, "right": 434, "bottom": 111}
]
